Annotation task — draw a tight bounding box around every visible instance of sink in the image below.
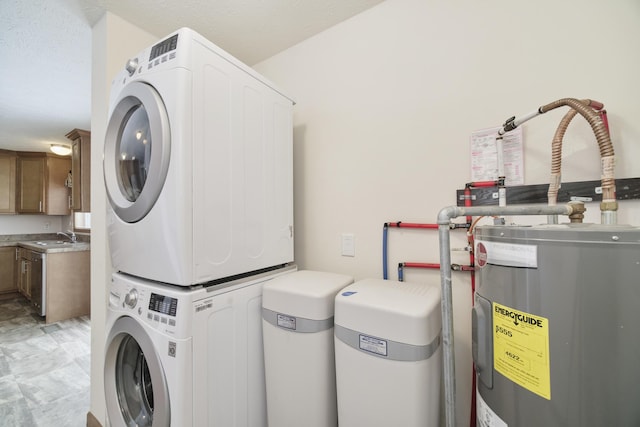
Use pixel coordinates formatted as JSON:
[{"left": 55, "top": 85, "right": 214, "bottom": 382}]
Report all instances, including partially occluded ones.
[{"left": 33, "top": 240, "right": 74, "bottom": 246}]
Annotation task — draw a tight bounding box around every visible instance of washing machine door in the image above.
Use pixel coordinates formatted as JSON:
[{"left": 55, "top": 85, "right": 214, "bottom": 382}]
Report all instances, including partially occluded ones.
[
  {"left": 104, "top": 316, "right": 170, "bottom": 427},
  {"left": 104, "top": 81, "right": 171, "bottom": 223}
]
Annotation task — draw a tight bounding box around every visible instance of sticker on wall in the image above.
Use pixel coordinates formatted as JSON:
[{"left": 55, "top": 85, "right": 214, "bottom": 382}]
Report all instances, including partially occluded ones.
[
  {"left": 492, "top": 302, "right": 551, "bottom": 400},
  {"left": 470, "top": 126, "right": 524, "bottom": 185}
]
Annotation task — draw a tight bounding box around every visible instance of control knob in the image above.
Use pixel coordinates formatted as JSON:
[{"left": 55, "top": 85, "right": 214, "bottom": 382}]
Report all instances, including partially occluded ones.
[
  {"left": 125, "top": 58, "right": 139, "bottom": 76},
  {"left": 124, "top": 288, "right": 138, "bottom": 309}
]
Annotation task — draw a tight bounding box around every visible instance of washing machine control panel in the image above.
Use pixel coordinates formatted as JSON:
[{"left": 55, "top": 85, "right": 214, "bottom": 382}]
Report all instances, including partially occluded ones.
[
  {"left": 124, "top": 288, "right": 138, "bottom": 308},
  {"left": 110, "top": 279, "right": 181, "bottom": 332},
  {"left": 149, "top": 293, "right": 178, "bottom": 316},
  {"left": 141, "top": 292, "right": 179, "bottom": 330}
]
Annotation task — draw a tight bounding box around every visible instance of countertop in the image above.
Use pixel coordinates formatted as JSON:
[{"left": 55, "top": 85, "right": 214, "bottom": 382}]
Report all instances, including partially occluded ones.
[{"left": 0, "top": 233, "right": 90, "bottom": 253}]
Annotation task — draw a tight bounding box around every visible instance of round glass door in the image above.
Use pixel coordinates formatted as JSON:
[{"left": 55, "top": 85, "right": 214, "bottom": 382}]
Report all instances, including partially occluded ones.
[
  {"left": 104, "top": 81, "right": 171, "bottom": 223},
  {"left": 105, "top": 316, "right": 170, "bottom": 427},
  {"left": 116, "top": 336, "right": 154, "bottom": 425}
]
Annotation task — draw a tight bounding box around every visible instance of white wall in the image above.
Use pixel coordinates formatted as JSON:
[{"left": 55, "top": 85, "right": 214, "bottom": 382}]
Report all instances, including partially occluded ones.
[
  {"left": 89, "top": 13, "right": 156, "bottom": 425},
  {"left": 0, "top": 215, "right": 63, "bottom": 235},
  {"left": 253, "top": 0, "right": 640, "bottom": 425},
  {"left": 87, "top": 1, "right": 640, "bottom": 424}
]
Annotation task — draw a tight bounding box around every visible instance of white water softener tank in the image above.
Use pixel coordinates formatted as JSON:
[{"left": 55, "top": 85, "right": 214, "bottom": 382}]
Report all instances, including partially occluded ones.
[
  {"left": 262, "top": 270, "right": 354, "bottom": 427},
  {"left": 334, "top": 278, "right": 442, "bottom": 427},
  {"left": 473, "top": 223, "right": 640, "bottom": 427}
]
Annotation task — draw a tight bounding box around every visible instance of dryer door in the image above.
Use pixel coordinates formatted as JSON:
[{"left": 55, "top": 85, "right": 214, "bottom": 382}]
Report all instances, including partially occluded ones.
[
  {"left": 104, "top": 316, "right": 170, "bottom": 427},
  {"left": 104, "top": 81, "right": 171, "bottom": 223}
]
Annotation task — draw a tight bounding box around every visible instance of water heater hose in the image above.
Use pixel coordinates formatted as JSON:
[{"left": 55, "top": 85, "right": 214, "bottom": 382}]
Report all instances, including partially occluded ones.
[
  {"left": 539, "top": 98, "right": 617, "bottom": 223},
  {"left": 547, "top": 99, "right": 604, "bottom": 206}
]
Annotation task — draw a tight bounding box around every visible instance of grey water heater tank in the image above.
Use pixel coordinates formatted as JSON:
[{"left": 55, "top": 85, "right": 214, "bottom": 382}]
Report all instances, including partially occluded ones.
[{"left": 472, "top": 223, "right": 640, "bottom": 427}]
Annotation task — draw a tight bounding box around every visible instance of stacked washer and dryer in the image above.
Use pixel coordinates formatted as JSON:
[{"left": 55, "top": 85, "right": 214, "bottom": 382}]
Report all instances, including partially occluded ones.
[{"left": 103, "top": 28, "right": 296, "bottom": 426}]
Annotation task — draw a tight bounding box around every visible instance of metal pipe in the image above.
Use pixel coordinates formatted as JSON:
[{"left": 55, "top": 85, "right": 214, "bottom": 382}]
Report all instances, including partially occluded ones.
[
  {"left": 498, "top": 109, "right": 541, "bottom": 135},
  {"left": 437, "top": 202, "right": 583, "bottom": 427}
]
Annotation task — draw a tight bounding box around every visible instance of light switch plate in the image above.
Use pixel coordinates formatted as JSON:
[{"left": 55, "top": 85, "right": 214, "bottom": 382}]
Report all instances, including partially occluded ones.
[{"left": 341, "top": 233, "right": 355, "bottom": 257}]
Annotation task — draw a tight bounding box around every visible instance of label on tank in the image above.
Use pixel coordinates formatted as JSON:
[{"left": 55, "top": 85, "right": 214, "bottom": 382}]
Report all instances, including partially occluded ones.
[
  {"left": 359, "top": 334, "right": 388, "bottom": 356},
  {"left": 475, "top": 240, "right": 537, "bottom": 268},
  {"left": 277, "top": 313, "right": 296, "bottom": 330},
  {"left": 492, "top": 302, "right": 551, "bottom": 399},
  {"left": 477, "top": 391, "right": 507, "bottom": 427}
]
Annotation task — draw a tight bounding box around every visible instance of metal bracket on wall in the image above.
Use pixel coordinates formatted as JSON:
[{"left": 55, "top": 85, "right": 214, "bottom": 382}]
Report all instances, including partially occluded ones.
[{"left": 456, "top": 177, "right": 640, "bottom": 206}]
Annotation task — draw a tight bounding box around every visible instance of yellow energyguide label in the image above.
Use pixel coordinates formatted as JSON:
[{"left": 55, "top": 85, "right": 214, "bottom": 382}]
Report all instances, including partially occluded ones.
[{"left": 493, "top": 302, "right": 551, "bottom": 400}]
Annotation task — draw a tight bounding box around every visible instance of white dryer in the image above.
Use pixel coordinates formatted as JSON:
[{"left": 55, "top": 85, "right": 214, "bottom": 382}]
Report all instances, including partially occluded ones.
[
  {"left": 104, "top": 266, "right": 296, "bottom": 427},
  {"left": 104, "top": 28, "right": 294, "bottom": 286}
]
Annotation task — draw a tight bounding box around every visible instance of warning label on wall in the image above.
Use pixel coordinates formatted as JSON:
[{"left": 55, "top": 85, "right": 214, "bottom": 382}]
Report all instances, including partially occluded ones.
[{"left": 493, "top": 302, "right": 551, "bottom": 400}]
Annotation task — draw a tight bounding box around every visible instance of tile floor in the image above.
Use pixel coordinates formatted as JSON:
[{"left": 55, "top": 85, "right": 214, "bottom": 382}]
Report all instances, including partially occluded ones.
[{"left": 0, "top": 297, "right": 91, "bottom": 426}]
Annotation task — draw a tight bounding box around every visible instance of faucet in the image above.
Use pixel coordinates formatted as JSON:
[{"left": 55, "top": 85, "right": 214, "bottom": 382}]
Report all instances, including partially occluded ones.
[{"left": 57, "top": 231, "right": 77, "bottom": 243}]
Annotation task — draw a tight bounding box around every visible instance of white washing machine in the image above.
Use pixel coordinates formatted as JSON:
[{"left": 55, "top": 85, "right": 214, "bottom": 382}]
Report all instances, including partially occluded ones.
[
  {"left": 104, "top": 27, "right": 294, "bottom": 286},
  {"left": 104, "top": 266, "right": 296, "bottom": 427}
]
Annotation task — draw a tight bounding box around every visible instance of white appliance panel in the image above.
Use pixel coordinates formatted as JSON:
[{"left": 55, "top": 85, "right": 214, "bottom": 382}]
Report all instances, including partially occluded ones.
[
  {"left": 104, "top": 267, "right": 296, "bottom": 426},
  {"left": 105, "top": 28, "right": 294, "bottom": 286}
]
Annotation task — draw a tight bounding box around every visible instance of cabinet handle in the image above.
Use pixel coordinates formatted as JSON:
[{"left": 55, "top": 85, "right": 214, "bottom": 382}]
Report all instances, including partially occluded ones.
[
  {"left": 39, "top": 201, "right": 42, "bottom": 212},
  {"left": 15, "top": 248, "right": 19, "bottom": 261}
]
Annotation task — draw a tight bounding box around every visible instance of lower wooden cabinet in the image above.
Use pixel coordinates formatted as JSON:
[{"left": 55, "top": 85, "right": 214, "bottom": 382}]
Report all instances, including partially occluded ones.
[
  {"left": 17, "top": 248, "right": 32, "bottom": 300},
  {"left": 0, "top": 247, "right": 18, "bottom": 294}
]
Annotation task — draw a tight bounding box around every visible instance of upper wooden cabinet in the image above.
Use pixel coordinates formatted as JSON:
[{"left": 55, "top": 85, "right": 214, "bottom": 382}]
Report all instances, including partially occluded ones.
[
  {"left": 17, "top": 152, "right": 71, "bottom": 215},
  {"left": 66, "top": 129, "right": 91, "bottom": 212},
  {"left": 0, "top": 150, "right": 17, "bottom": 214}
]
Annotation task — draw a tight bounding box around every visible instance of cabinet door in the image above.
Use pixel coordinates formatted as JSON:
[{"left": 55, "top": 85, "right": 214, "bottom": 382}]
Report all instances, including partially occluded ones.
[
  {"left": 67, "top": 129, "right": 91, "bottom": 212},
  {"left": 17, "top": 153, "right": 71, "bottom": 215},
  {"left": 0, "top": 154, "right": 16, "bottom": 214},
  {"left": 46, "top": 156, "right": 72, "bottom": 215},
  {"left": 19, "top": 256, "right": 32, "bottom": 300},
  {"left": 0, "top": 247, "right": 17, "bottom": 293},
  {"left": 71, "top": 138, "right": 81, "bottom": 210},
  {"left": 18, "top": 157, "right": 45, "bottom": 213}
]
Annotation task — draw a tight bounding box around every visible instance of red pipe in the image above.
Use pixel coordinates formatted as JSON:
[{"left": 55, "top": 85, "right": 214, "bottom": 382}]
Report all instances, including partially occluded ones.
[
  {"left": 589, "top": 100, "right": 604, "bottom": 111},
  {"left": 401, "top": 262, "right": 474, "bottom": 271},
  {"left": 467, "top": 180, "right": 499, "bottom": 188},
  {"left": 600, "top": 110, "right": 610, "bottom": 133},
  {"left": 403, "top": 262, "right": 441, "bottom": 269},
  {"left": 386, "top": 222, "right": 439, "bottom": 229}
]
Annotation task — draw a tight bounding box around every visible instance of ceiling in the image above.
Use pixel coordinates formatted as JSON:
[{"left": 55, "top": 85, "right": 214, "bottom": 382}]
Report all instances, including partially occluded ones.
[{"left": 0, "top": 0, "right": 384, "bottom": 153}]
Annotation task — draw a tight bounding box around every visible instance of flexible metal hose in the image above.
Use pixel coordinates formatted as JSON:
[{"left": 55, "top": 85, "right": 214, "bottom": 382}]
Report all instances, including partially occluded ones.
[
  {"left": 547, "top": 99, "right": 603, "bottom": 205},
  {"left": 539, "top": 98, "right": 617, "bottom": 218}
]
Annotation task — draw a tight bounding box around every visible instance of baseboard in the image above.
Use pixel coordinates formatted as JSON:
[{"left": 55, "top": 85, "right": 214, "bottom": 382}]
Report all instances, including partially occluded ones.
[{"left": 87, "top": 411, "right": 103, "bottom": 427}]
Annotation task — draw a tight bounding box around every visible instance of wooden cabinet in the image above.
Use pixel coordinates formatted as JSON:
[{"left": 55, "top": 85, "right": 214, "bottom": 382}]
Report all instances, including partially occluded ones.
[
  {"left": 17, "top": 248, "right": 32, "bottom": 300},
  {"left": 46, "top": 249, "right": 90, "bottom": 324},
  {"left": 0, "top": 247, "right": 18, "bottom": 294},
  {"left": 66, "top": 129, "right": 91, "bottom": 212},
  {"left": 17, "top": 152, "right": 71, "bottom": 215},
  {"left": 0, "top": 150, "right": 17, "bottom": 214}
]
